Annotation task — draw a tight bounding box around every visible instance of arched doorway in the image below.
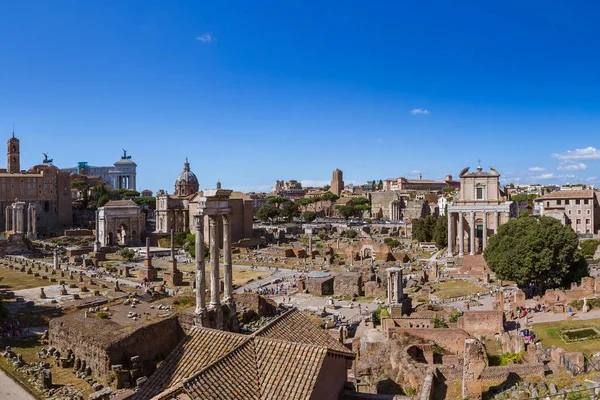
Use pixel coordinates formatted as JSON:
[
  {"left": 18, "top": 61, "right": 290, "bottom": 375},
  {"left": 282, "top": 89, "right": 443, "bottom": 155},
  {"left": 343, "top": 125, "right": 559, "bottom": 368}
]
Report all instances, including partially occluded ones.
[{"left": 107, "top": 232, "right": 114, "bottom": 246}]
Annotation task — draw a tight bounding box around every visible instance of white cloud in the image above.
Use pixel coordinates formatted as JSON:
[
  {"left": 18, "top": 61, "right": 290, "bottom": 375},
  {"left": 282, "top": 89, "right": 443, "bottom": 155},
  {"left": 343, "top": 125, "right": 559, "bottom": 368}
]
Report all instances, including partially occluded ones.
[
  {"left": 196, "top": 32, "right": 216, "bottom": 43},
  {"left": 557, "top": 162, "right": 587, "bottom": 171},
  {"left": 587, "top": 177, "right": 597, "bottom": 182},
  {"left": 410, "top": 108, "right": 430, "bottom": 115},
  {"left": 552, "top": 147, "right": 600, "bottom": 161},
  {"left": 410, "top": 170, "right": 421, "bottom": 174},
  {"left": 528, "top": 166, "right": 545, "bottom": 172},
  {"left": 535, "top": 173, "right": 555, "bottom": 180}
]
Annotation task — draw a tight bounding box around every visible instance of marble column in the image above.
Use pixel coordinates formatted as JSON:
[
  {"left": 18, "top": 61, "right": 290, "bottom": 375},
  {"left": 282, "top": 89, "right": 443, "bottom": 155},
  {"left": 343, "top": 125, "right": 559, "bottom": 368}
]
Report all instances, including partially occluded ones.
[
  {"left": 458, "top": 212, "right": 465, "bottom": 256},
  {"left": 12, "top": 207, "right": 16, "bottom": 232},
  {"left": 5, "top": 206, "right": 10, "bottom": 231},
  {"left": 386, "top": 270, "right": 392, "bottom": 304},
  {"left": 209, "top": 215, "right": 220, "bottom": 307},
  {"left": 447, "top": 212, "right": 454, "bottom": 256},
  {"left": 395, "top": 270, "right": 402, "bottom": 302},
  {"left": 469, "top": 212, "right": 475, "bottom": 255},
  {"left": 482, "top": 212, "right": 488, "bottom": 251},
  {"left": 30, "top": 204, "right": 37, "bottom": 239},
  {"left": 494, "top": 212, "right": 500, "bottom": 234},
  {"left": 194, "top": 213, "right": 206, "bottom": 314},
  {"left": 26, "top": 204, "right": 32, "bottom": 237},
  {"left": 222, "top": 214, "right": 233, "bottom": 303},
  {"left": 94, "top": 210, "right": 100, "bottom": 251}
]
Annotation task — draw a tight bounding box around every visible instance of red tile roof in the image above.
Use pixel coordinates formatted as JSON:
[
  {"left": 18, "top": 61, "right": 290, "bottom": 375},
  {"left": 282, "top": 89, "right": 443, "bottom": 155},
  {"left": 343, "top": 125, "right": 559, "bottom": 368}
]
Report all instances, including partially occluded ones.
[{"left": 135, "top": 309, "right": 354, "bottom": 400}]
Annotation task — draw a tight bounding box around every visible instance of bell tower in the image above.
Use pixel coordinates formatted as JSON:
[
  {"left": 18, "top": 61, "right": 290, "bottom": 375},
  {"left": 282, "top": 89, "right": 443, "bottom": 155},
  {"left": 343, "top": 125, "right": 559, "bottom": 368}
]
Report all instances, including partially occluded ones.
[{"left": 7, "top": 132, "right": 20, "bottom": 174}]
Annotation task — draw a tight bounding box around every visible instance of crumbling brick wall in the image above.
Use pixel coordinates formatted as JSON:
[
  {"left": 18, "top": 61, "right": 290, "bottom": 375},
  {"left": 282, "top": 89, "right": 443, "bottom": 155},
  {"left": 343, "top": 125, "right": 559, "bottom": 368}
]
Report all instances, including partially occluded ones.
[
  {"left": 334, "top": 273, "right": 363, "bottom": 297},
  {"left": 458, "top": 311, "right": 503, "bottom": 337}
]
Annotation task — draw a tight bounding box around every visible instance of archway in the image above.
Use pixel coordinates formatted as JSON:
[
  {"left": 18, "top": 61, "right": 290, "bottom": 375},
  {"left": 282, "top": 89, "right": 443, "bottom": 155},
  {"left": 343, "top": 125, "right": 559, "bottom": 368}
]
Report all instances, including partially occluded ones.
[
  {"left": 108, "top": 232, "right": 114, "bottom": 246},
  {"left": 131, "top": 230, "right": 137, "bottom": 245}
]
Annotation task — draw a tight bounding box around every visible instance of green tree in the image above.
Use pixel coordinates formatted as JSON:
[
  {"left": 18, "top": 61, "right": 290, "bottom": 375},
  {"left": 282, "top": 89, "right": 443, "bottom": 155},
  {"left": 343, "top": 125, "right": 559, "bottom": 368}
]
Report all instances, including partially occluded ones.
[
  {"left": 412, "top": 215, "right": 438, "bottom": 242},
  {"left": 354, "top": 204, "right": 371, "bottom": 221},
  {"left": 335, "top": 205, "right": 356, "bottom": 221},
  {"left": 342, "top": 230, "right": 358, "bottom": 239},
  {"left": 267, "top": 196, "right": 289, "bottom": 208},
  {"left": 412, "top": 218, "right": 426, "bottom": 242},
  {"left": 319, "top": 192, "right": 340, "bottom": 202},
  {"left": 383, "top": 238, "right": 400, "bottom": 249},
  {"left": 433, "top": 214, "right": 448, "bottom": 248},
  {"left": 280, "top": 201, "right": 300, "bottom": 222},
  {"left": 256, "top": 205, "right": 280, "bottom": 223},
  {"left": 580, "top": 239, "right": 600, "bottom": 259},
  {"left": 119, "top": 248, "right": 136, "bottom": 261},
  {"left": 302, "top": 211, "right": 317, "bottom": 222},
  {"left": 484, "top": 214, "right": 588, "bottom": 288},
  {"left": 377, "top": 179, "right": 383, "bottom": 191},
  {"left": 71, "top": 180, "right": 90, "bottom": 209},
  {"left": 353, "top": 197, "right": 370, "bottom": 205},
  {"left": 318, "top": 230, "right": 329, "bottom": 241}
]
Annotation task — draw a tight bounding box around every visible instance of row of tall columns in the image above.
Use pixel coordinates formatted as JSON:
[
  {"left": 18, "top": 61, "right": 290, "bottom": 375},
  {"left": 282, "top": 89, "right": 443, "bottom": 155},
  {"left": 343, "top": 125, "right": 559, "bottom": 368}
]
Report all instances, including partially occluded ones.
[
  {"left": 448, "top": 211, "right": 507, "bottom": 256},
  {"left": 386, "top": 268, "right": 403, "bottom": 304},
  {"left": 390, "top": 202, "right": 402, "bottom": 221},
  {"left": 4, "top": 202, "right": 36, "bottom": 238},
  {"left": 195, "top": 212, "right": 234, "bottom": 317}
]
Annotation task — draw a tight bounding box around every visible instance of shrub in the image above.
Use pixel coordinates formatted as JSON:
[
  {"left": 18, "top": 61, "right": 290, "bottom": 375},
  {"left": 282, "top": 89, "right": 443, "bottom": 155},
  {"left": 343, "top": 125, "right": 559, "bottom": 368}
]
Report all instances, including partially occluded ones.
[
  {"left": 432, "top": 317, "right": 447, "bottom": 328},
  {"left": 97, "top": 311, "right": 109, "bottom": 319},
  {"left": 405, "top": 387, "right": 417, "bottom": 396},
  {"left": 383, "top": 238, "right": 400, "bottom": 249},
  {"left": 371, "top": 305, "right": 389, "bottom": 325},
  {"left": 119, "top": 248, "right": 136, "bottom": 262},
  {"left": 449, "top": 311, "right": 464, "bottom": 323},
  {"left": 499, "top": 351, "right": 524, "bottom": 365},
  {"left": 342, "top": 230, "right": 358, "bottom": 239}
]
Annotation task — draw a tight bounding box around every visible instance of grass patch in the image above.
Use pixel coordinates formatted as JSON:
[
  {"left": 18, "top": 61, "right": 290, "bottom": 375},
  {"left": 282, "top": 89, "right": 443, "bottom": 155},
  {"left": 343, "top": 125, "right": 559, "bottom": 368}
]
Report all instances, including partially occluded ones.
[
  {"left": 172, "top": 296, "right": 194, "bottom": 310},
  {"left": 532, "top": 318, "right": 600, "bottom": 355},
  {"left": 431, "top": 280, "right": 486, "bottom": 299},
  {"left": 0, "top": 267, "right": 55, "bottom": 290}
]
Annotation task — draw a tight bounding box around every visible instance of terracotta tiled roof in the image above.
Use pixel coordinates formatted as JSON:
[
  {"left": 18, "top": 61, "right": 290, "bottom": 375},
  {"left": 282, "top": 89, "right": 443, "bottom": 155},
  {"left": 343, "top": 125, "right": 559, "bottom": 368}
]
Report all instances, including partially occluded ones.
[
  {"left": 254, "top": 337, "right": 327, "bottom": 399},
  {"left": 536, "top": 189, "right": 595, "bottom": 200},
  {"left": 178, "top": 337, "right": 328, "bottom": 400},
  {"left": 103, "top": 199, "right": 139, "bottom": 207},
  {"left": 183, "top": 340, "right": 260, "bottom": 400},
  {"left": 253, "top": 309, "right": 353, "bottom": 356},
  {"left": 138, "top": 309, "right": 354, "bottom": 400},
  {"left": 135, "top": 328, "right": 248, "bottom": 399}
]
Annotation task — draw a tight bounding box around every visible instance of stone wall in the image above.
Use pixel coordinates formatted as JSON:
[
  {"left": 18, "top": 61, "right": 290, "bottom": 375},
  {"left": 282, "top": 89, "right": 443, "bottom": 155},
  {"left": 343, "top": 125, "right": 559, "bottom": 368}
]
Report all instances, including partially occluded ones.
[
  {"left": 457, "top": 311, "right": 503, "bottom": 337},
  {"left": 388, "top": 328, "right": 471, "bottom": 354},
  {"left": 49, "top": 315, "right": 184, "bottom": 386},
  {"left": 364, "top": 281, "right": 386, "bottom": 298},
  {"left": 480, "top": 364, "right": 545, "bottom": 381},
  {"left": 334, "top": 273, "right": 363, "bottom": 297}
]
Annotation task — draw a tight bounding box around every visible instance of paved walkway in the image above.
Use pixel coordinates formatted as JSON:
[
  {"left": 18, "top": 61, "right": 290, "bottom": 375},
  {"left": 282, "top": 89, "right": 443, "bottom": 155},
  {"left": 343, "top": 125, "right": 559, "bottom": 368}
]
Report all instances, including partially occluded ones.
[{"left": 0, "top": 369, "right": 35, "bottom": 400}]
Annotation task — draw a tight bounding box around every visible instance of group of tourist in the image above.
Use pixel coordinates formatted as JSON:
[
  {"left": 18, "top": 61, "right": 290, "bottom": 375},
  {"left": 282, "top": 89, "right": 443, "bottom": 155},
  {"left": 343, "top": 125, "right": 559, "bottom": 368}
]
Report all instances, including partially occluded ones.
[{"left": 0, "top": 321, "right": 32, "bottom": 339}]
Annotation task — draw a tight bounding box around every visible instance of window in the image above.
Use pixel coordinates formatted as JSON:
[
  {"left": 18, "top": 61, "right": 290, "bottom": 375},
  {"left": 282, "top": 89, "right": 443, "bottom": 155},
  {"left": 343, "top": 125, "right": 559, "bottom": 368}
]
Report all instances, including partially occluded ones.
[
  {"left": 586, "top": 219, "right": 591, "bottom": 225},
  {"left": 546, "top": 202, "right": 550, "bottom": 207},
  {"left": 584, "top": 199, "right": 589, "bottom": 205},
  {"left": 578, "top": 210, "right": 582, "bottom": 214},
  {"left": 569, "top": 210, "right": 572, "bottom": 215},
  {"left": 587, "top": 209, "right": 591, "bottom": 215},
  {"left": 557, "top": 200, "right": 561, "bottom": 205},
  {"left": 576, "top": 219, "right": 581, "bottom": 224},
  {"left": 476, "top": 187, "right": 483, "bottom": 200},
  {"left": 576, "top": 199, "right": 580, "bottom": 205},
  {"left": 565, "top": 200, "right": 570, "bottom": 205}
]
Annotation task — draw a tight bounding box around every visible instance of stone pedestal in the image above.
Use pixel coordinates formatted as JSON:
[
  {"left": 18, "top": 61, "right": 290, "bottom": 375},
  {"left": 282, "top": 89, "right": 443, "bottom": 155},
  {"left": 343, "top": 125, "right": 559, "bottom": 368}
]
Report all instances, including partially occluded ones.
[
  {"left": 138, "top": 267, "right": 158, "bottom": 282},
  {"left": 164, "top": 268, "right": 183, "bottom": 287}
]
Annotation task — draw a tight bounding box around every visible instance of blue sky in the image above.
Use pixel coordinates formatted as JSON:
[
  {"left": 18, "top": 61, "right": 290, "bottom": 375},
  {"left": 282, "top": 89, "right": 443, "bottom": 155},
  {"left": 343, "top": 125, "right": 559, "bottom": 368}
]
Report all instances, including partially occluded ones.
[{"left": 1, "top": 1, "right": 600, "bottom": 193}]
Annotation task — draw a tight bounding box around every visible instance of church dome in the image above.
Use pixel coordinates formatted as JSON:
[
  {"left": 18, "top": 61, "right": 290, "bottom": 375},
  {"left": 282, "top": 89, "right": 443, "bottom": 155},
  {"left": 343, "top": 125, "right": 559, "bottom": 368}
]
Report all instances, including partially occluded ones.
[{"left": 175, "top": 158, "right": 199, "bottom": 196}]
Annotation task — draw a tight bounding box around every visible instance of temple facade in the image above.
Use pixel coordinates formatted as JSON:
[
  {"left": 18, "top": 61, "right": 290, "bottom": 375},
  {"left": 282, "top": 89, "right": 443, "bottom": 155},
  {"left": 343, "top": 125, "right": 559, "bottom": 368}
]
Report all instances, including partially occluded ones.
[{"left": 447, "top": 166, "right": 516, "bottom": 256}]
